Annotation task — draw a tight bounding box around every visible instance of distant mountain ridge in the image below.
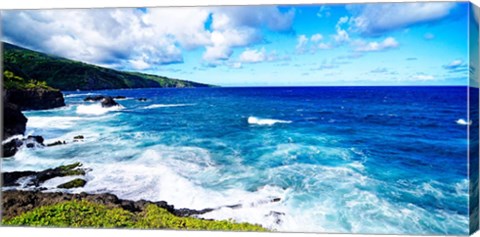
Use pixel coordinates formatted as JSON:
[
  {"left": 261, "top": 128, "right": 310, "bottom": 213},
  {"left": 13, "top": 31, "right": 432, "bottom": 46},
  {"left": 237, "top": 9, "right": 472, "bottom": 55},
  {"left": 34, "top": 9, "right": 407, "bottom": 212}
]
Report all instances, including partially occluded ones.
[{"left": 2, "top": 42, "right": 212, "bottom": 91}]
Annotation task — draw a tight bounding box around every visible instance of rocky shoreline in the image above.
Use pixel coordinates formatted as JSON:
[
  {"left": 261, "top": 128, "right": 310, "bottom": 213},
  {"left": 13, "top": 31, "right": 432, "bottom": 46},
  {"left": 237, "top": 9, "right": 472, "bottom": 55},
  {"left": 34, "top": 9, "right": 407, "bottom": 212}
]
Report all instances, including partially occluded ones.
[
  {"left": 1, "top": 190, "right": 216, "bottom": 221},
  {"left": 1, "top": 92, "right": 278, "bottom": 230}
]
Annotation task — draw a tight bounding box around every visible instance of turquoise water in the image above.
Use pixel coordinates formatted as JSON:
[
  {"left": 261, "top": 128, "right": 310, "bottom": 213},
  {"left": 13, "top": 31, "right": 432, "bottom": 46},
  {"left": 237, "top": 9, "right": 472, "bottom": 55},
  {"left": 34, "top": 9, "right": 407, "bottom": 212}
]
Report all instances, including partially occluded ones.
[{"left": 2, "top": 87, "right": 470, "bottom": 234}]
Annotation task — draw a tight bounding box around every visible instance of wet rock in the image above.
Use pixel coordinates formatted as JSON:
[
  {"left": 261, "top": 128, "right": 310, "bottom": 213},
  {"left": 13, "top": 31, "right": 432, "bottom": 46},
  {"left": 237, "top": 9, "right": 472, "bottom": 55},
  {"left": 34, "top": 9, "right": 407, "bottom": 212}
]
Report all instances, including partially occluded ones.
[
  {"left": 25, "top": 135, "right": 45, "bottom": 147},
  {"left": 101, "top": 96, "right": 119, "bottom": 108},
  {"left": 138, "top": 98, "right": 147, "bottom": 102},
  {"left": 113, "top": 96, "right": 126, "bottom": 100},
  {"left": 3, "top": 102, "right": 27, "bottom": 139},
  {"left": 2, "top": 135, "right": 44, "bottom": 158},
  {"left": 2, "top": 138, "right": 22, "bottom": 157},
  {"left": 47, "top": 140, "right": 66, "bottom": 147},
  {"left": 84, "top": 95, "right": 105, "bottom": 102},
  {"left": 2, "top": 170, "right": 37, "bottom": 186},
  {"left": 73, "top": 135, "right": 84, "bottom": 140},
  {"left": 2, "top": 162, "right": 87, "bottom": 188}
]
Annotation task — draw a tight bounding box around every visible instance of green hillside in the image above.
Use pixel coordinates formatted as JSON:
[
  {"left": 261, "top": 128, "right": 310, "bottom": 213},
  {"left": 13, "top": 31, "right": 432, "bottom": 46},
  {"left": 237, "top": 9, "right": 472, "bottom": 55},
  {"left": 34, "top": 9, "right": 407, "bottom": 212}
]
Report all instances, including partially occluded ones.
[{"left": 2, "top": 42, "right": 211, "bottom": 91}]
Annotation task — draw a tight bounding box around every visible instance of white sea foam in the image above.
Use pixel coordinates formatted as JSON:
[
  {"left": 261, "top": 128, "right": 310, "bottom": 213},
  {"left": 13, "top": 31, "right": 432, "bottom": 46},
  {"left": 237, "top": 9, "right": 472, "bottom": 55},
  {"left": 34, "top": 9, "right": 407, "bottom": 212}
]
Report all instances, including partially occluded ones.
[
  {"left": 247, "top": 116, "right": 292, "bottom": 126},
  {"left": 143, "top": 104, "right": 192, "bottom": 109},
  {"left": 64, "top": 93, "right": 95, "bottom": 98},
  {"left": 28, "top": 116, "right": 85, "bottom": 129},
  {"left": 456, "top": 119, "right": 471, "bottom": 126},
  {"left": 76, "top": 104, "right": 124, "bottom": 115}
]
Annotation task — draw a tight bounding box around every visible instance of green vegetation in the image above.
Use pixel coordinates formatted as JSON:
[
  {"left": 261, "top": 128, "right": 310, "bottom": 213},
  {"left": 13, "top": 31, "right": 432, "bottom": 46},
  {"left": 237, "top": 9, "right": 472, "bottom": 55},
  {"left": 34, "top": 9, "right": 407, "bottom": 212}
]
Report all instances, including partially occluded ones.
[
  {"left": 57, "top": 178, "right": 87, "bottom": 189},
  {"left": 135, "top": 204, "right": 267, "bottom": 231},
  {"left": 3, "top": 201, "right": 135, "bottom": 228},
  {"left": 2, "top": 201, "right": 268, "bottom": 231},
  {"left": 3, "top": 70, "right": 57, "bottom": 91},
  {"left": 3, "top": 42, "right": 212, "bottom": 91}
]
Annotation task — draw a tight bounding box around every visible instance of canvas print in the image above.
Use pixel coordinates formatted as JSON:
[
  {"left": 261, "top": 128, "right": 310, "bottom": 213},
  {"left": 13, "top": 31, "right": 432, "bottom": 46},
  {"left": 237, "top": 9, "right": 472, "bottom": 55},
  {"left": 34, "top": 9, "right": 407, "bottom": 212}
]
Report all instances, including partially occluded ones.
[{"left": 1, "top": 1, "right": 479, "bottom": 235}]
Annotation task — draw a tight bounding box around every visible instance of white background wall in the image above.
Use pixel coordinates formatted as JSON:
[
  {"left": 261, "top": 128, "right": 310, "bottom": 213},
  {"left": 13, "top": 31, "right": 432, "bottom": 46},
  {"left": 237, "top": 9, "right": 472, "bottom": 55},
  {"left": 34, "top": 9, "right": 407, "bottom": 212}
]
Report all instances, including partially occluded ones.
[{"left": 1, "top": 0, "right": 479, "bottom": 237}]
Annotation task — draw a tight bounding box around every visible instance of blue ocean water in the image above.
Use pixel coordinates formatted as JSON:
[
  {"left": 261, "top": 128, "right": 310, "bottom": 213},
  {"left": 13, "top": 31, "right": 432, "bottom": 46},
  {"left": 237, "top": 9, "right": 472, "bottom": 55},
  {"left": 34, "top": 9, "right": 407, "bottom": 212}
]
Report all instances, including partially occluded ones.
[{"left": 2, "top": 86, "right": 470, "bottom": 234}]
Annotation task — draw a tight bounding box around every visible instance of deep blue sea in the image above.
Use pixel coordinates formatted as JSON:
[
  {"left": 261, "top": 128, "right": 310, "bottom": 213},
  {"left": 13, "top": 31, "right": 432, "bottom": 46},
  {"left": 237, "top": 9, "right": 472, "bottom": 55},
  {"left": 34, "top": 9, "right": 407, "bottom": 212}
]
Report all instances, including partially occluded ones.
[{"left": 2, "top": 87, "right": 471, "bottom": 234}]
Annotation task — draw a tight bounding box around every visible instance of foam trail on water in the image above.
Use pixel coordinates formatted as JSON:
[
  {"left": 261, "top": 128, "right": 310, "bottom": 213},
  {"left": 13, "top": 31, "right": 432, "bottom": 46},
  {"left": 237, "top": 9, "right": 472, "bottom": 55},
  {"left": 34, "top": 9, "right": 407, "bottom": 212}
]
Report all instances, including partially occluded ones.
[
  {"left": 248, "top": 116, "right": 292, "bottom": 126},
  {"left": 143, "top": 104, "right": 193, "bottom": 109},
  {"left": 76, "top": 104, "right": 124, "bottom": 115},
  {"left": 456, "top": 119, "right": 471, "bottom": 126}
]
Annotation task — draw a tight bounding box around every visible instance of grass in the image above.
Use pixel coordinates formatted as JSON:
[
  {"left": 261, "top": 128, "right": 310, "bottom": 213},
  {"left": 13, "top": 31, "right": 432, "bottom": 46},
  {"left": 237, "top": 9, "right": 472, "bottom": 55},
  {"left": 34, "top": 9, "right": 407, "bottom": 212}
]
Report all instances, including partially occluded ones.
[{"left": 2, "top": 200, "right": 268, "bottom": 231}]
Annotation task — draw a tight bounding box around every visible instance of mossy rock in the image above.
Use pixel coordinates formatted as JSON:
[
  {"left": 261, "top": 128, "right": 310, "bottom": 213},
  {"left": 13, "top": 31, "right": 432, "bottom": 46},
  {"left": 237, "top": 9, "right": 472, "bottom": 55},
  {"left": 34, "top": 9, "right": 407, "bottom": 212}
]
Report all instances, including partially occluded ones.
[{"left": 57, "top": 178, "right": 86, "bottom": 189}]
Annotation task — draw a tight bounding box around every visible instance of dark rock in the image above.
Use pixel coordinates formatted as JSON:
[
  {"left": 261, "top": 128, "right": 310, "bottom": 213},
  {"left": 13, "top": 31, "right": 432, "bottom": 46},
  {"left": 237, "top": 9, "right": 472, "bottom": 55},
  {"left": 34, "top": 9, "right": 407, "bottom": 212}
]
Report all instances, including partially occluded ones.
[
  {"left": 33, "top": 162, "right": 86, "bottom": 186},
  {"left": 84, "top": 95, "right": 105, "bottom": 102},
  {"left": 73, "top": 135, "right": 84, "bottom": 140},
  {"left": 4, "top": 88, "right": 65, "bottom": 111},
  {"left": 2, "top": 138, "right": 23, "bottom": 157},
  {"left": 113, "top": 96, "right": 126, "bottom": 100},
  {"left": 101, "top": 96, "right": 119, "bottom": 108},
  {"left": 173, "top": 207, "right": 215, "bottom": 217},
  {"left": 2, "top": 135, "right": 44, "bottom": 158},
  {"left": 2, "top": 170, "right": 37, "bottom": 186},
  {"left": 25, "top": 135, "right": 45, "bottom": 146},
  {"left": 138, "top": 98, "right": 147, "bottom": 102},
  {"left": 3, "top": 102, "right": 27, "bottom": 139},
  {"left": 57, "top": 178, "right": 87, "bottom": 189},
  {"left": 47, "top": 140, "right": 66, "bottom": 147},
  {"left": 2, "top": 162, "right": 87, "bottom": 187},
  {"left": 272, "top": 197, "right": 281, "bottom": 202},
  {"left": 266, "top": 211, "right": 285, "bottom": 225}
]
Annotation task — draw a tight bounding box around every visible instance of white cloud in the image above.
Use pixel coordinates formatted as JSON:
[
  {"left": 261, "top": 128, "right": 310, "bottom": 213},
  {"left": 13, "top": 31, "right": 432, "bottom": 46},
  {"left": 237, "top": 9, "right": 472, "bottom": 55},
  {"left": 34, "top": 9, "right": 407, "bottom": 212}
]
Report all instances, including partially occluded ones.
[
  {"left": 203, "top": 6, "right": 294, "bottom": 62},
  {"left": 443, "top": 60, "right": 465, "bottom": 69},
  {"left": 238, "top": 48, "right": 267, "bottom": 63},
  {"left": 237, "top": 47, "right": 289, "bottom": 64},
  {"left": 295, "top": 35, "right": 309, "bottom": 53},
  {"left": 129, "top": 58, "right": 151, "bottom": 70},
  {"left": 311, "top": 34, "right": 324, "bottom": 42},
  {"left": 347, "top": 2, "right": 457, "bottom": 36},
  {"left": 316, "top": 6, "right": 331, "bottom": 18},
  {"left": 296, "top": 33, "right": 331, "bottom": 54},
  {"left": 2, "top": 6, "right": 295, "bottom": 69},
  {"left": 333, "top": 16, "right": 350, "bottom": 44},
  {"left": 353, "top": 37, "right": 399, "bottom": 52},
  {"left": 413, "top": 74, "right": 435, "bottom": 81}
]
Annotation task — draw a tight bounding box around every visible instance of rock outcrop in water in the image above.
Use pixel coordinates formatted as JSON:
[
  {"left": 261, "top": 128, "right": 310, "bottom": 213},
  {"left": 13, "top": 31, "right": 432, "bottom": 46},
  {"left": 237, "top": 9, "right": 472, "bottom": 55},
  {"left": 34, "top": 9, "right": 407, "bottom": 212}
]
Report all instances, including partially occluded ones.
[
  {"left": 3, "top": 102, "right": 27, "bottom": 139},
  {"left": 2, "top": 135, "right": 45, "bottom": 158},
  {"left": 2, "top": 162, "right": 86, "bottom": 187},
  {"left": 4, "top": 88, "right": 65, "bottom": 110},
  {"left": 101, "top": 96, "right": 119, "bottom": 108},
  {"left": 2, "top": 85, "right": 65, "bottom": 157},
  {"left": 84, "top": 95, "right": 106, "bottom": 102}
]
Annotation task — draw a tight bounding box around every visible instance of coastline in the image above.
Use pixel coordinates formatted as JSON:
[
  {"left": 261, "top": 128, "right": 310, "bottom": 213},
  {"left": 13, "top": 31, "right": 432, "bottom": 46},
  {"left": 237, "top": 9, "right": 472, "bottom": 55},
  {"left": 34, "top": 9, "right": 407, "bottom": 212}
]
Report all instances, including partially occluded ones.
[{"left": 0, "top": 89, "right": 271, "bottom": 231}]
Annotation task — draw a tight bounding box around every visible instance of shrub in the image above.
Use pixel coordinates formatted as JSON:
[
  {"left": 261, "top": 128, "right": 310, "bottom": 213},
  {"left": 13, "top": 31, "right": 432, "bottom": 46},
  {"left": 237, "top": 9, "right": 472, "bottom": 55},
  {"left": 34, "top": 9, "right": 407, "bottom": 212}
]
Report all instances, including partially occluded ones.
[
  {"left": 2, "top": 201, "right": 268, "bottom": 232},
  {"left": 2, "top": 200, "right": 135, "bottom": 228}
]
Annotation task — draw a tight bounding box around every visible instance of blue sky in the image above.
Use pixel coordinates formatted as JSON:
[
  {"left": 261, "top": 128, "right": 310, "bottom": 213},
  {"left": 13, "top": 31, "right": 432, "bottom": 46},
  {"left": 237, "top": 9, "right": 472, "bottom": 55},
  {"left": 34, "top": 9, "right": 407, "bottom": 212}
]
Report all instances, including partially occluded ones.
[{"left": 1, "top": 2, "right": 475, "bottom": 86}]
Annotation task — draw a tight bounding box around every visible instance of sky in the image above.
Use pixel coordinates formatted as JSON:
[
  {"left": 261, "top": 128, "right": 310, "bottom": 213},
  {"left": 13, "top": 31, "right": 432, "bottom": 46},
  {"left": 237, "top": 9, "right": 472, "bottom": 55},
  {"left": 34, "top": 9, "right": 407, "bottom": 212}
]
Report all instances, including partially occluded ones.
[{"left": 1, "top": 2, "right": 476, "bottom": 86}]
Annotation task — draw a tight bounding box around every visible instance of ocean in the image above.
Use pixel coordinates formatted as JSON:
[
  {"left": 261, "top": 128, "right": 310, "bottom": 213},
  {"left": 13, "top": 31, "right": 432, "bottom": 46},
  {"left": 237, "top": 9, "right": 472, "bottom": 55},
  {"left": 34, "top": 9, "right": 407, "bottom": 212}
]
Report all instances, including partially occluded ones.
[{"left": 1, "top": 86, "right": 471, "bottom": 234}]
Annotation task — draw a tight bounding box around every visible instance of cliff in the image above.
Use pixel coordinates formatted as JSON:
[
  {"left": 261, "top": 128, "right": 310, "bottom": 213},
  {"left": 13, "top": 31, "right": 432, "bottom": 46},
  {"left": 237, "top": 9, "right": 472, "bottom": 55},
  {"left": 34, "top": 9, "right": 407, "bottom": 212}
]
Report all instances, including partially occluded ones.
[{"left": 3, "top": 42, "right": 212, "bottom": 91}]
